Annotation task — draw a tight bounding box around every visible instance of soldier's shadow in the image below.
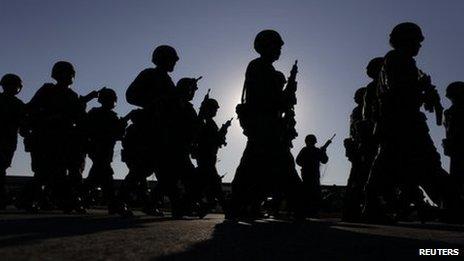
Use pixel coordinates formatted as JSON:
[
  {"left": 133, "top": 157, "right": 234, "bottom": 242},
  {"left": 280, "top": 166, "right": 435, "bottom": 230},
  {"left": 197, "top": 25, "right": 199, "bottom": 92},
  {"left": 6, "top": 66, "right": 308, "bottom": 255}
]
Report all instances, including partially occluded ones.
[
  {"left": 0, "top": 214, "right": 172, "bottom": 248},
  {"left": 154, "top": 219, "right": 464, "bottom": 261}
]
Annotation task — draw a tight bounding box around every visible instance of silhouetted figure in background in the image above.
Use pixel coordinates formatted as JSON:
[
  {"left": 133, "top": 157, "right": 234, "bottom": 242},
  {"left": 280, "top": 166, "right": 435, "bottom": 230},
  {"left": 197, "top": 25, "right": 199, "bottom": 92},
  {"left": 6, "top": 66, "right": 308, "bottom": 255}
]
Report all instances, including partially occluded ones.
[
  {"left": 0, "top": 74, "right": 25, "bottom": 209},
  {"left": 296, "top": 134, "right": 331, "bottom": 216},
  {"left": 23, "top": 61, "right": 94, "bottom": 213},
  {"left": 82, "top": 88, "right": 129, "bottom": 215},
  {"left": 231, "top": 30, "right": 303, "bottom": 220},
  {"left": 363, "top": 23, "right": 456, "bottom": 223},
  {"left": 194, "top": 91, "right": 232, "bottom": 211},
  {"left": 443, "top": 82, "right": 464, "bottom": 199},
  {"left": 343, "top": 58, "right": 383, "bottom": 221}
]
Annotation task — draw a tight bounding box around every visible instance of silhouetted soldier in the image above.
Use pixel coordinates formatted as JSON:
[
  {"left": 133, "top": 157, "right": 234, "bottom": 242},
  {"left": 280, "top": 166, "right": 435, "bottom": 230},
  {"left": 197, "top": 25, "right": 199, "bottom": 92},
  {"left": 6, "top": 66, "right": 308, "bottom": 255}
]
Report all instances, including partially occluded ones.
[
  {"left": 363, "top": 23, "right": 456, "bottom": 223},
  {"left": 24, "top": 61, "right": 93, "bottom": 213},
  {"left": 194, "top": 92, "right": 232, "bottom": 211},
  {"left": 169, "top": 77, "right": 206, "bottom": 218},
  {"left": 343, "top": 87, "right": 368, "bottom": 221},
  {"left": 120, "top": 109, "right": 163, "bottom": 216},
  {"left": 343, "top": 58, "right": 384, "bottom": 221},
  {"left": 443, "top": 82, "right": 464, "bottom": 197},
  {"left": 125, "top": 45, "right": 190, "bottom": 217},
  {"left": 363, "top": 57, "right": 384, "bottom": 123},
  {"left": 296, "top": 134, "right": 331, "bottom": 216},
  {"left": 231, "top": 30, "right": 304, "bottom": 220},
  {"left": 126, "top": 45, "right": 178, "bottom": 108},
  {"left": 0, "top": 74, "right": 25, "bottom": 209},
  {"left": 82, "top": 88, "right": 129, "bottom": 215}
]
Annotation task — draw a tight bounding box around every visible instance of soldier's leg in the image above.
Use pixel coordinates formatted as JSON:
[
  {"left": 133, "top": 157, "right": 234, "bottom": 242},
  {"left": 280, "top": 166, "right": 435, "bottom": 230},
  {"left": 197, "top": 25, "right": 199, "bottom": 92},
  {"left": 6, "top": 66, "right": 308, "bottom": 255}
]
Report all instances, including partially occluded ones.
[
  {"left": 0, "top": 150, "right": 9, "bottom": 208},
  {"left": 67, "top": 155, "right": 85, "bottom": 197},
  {"left": 97, "top": 162, "right": 118, "bottom": 212},
  {"left": 363, "top": 144, "right": 397, "bottom": 221},
  {"left": 154, "top": 156, "right": 183, "bottom": 217},
  {"left": 229, "top": 142, "right": 261, "bottom": 219},
  {"left": 0, "top": 167, "right": 6, "bottom": 209},
  {"left": 450, "top": 156, "right": 464, "bottom": 197},
  {"left": 274, "top": 149, "right": 304, "bottom": 219},
  {"left": 21, "top": 150, "right": 46, "bottom": 211},
  {"left": 342, "top": 159, "right": 364, "bottom": 221},
  {"left": 119, "top": 163, "right": 150, "bottom": 204}
]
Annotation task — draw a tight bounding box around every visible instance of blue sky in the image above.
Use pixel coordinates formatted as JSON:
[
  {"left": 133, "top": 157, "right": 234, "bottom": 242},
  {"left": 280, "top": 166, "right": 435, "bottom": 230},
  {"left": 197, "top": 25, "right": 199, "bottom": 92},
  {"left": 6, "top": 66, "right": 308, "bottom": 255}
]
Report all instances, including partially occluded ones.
[{"left": 1, "top": 0, "right": 463, "bottom": 184}]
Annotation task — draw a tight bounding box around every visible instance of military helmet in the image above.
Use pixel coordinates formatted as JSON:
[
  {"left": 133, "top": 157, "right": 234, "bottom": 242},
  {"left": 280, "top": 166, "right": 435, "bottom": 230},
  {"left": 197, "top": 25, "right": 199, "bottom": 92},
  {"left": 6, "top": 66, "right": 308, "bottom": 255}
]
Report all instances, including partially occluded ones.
[
  {"left": 305, "top": 134, "right": 317, "bottom": 145},
  {"left": 390, "top": 22, "right": 424, "bottom": 46},
  {"left": 98, "top": 87, "right": 117, "bottom": 103},
  {"left": 202, "top": 98, "right": 219, "bottom": 110},
  {"left": 366, "top": 57, "right": 384, "bottom": 79},
  {"left": 176, "top": 78, "right": 197, "bottom": 90},
  {"left": 254, "top": 30, "right": 284, "bottom": 54},
  {"left": 0, "top": 73, "right": 22, "bottom": 87},
  {"left": 446, "top": 81, "right": 464, "bottom": 100},
  {"left": 151, "top": 45, "right": 179, "bottom": 65},
  {"left": 51, "top": 61, "right": 75, "bottom": 80}
]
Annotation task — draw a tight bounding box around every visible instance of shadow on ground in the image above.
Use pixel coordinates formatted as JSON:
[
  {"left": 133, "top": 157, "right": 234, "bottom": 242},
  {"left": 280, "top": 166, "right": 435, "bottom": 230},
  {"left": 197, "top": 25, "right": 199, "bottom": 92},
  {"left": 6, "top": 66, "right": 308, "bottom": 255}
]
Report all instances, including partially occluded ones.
[
  {"left": 155, "top": 219, "right": 463, "bottom": 260},
  {"left": 0, "top": 214, "right": 172, "bottom": 248}
]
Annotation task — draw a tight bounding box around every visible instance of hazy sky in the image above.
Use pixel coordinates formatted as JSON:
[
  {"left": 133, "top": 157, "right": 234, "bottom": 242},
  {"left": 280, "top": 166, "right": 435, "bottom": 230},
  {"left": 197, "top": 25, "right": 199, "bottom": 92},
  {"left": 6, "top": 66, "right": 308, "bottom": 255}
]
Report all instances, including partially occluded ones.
[{"left": 1, "top": 0, "right": 464, "bottom": 185}]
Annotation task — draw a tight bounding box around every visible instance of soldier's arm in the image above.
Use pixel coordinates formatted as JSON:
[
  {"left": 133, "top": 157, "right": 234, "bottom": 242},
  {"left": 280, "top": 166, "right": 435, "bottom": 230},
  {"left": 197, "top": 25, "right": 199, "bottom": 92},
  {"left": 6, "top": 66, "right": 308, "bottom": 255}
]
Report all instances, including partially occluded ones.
[
  {"left": 296, "top": 148, "right": 305, "bottom": 167},
  {"left": 319, "top": 149, "right": 329, "bottom": 164}
]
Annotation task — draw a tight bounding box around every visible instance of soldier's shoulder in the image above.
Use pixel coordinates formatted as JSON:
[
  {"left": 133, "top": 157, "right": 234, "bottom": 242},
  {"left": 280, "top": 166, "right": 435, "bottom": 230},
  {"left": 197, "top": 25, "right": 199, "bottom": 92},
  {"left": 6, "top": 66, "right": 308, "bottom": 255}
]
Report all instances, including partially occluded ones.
[
  {"left": 247, "top": 58, "right": 268, "bottom": 71},
  {"left": 246, "top": 58, "right": 274, "bottom": 78},
  {"left": 37, "top": 82, "right": 55, "bottom": 91},
  {"left": 66, "top": 88, "right": 80, "bottom": 100},
  {"left": 384, "top": 50, "right": 413, "bottom": 64},
  {"left": 33, "top": 83, "right": 55, "bottom": 96},
  {"left": 12, "top": 96, "right": 25, "bottom": 106},
  {"left": 140, "top": 68, "right": 157, "bottom": 75}
]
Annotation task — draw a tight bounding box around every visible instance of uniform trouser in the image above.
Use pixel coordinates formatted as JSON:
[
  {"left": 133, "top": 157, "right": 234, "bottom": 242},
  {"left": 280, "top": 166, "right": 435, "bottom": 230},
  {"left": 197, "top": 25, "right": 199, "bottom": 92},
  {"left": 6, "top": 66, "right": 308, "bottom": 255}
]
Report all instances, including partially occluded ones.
[
  {"left": 343, "top": 155, "right": 373, "bottom": 220},
  {"left": 196, "top": 157, "right": 225, "bottom": 209},
  {"left": 66, "top": 154, "right": 86, "bottom": 197},
  {"left": 231, "top": 140, "right": 304, "bottom": 218},
  {"left": 85, "top": 159, "right": 116, "bottom": 207},
  {"left": 365, "top": 131, "right": 454, "bottom": 214},
  {"left": 450, "top": 156, "right": 464, "bottom": 194},
  {"left": 153, "top": 148, "right": 198, "bottom": 215},
  {"left": 302, "top": 171, "right": 322, "bottom": 215},
  {"left": 0, "top": 149, "right": 15, "bottom": 204},
  {"left": 120, "top": 162, "right": 155, "bottom": 207},
  {"left": 27, "top": 148, "right": 70, "bottom": 208}
]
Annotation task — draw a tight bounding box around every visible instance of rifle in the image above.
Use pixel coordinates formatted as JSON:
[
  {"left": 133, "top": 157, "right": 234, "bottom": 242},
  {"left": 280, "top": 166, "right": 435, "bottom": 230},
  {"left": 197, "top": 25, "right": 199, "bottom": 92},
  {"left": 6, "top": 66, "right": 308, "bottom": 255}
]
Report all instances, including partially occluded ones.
[
  {"left": 221, "top": 117, "right": 234, "bottom": 130},
  {"left": 198, "top": 88, "right": 210, "bottom": 120},
  {"left": 219, "top": 117, "right": 234, "bottom": 146},
  {"left": 418, "top": 70, "right": 443, "bottom": 126},
  {"left": 286, "top": 60, "right": 298, "bottom": 106},
  {"left": 321, "top": 133, "right": 336, "bottom": 151},
  {"left": 283, "top": 60, "right": 299, "bottom": 147}
]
